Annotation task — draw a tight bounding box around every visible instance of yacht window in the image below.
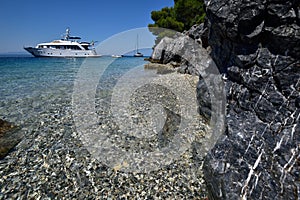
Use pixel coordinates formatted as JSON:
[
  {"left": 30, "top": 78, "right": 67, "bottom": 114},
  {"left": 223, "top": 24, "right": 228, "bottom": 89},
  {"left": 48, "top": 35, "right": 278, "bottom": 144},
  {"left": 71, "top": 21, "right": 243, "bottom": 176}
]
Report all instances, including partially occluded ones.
[{"left": 73, "top": 45, "right": 82, "bottom": 50}]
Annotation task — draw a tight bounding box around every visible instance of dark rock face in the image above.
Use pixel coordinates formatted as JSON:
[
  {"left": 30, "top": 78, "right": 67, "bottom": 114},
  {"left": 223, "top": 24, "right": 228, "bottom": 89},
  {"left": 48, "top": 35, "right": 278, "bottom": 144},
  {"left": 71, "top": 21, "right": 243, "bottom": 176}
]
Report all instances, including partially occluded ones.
[
  {"left": 202, "top": 0, "right": 300, "bottom": 199},
  {"left": 186, "top": 22, "right": 210, "bottom": 48},
  {"left": 149, "top": 1, "right": 299, "bottom": 198}
]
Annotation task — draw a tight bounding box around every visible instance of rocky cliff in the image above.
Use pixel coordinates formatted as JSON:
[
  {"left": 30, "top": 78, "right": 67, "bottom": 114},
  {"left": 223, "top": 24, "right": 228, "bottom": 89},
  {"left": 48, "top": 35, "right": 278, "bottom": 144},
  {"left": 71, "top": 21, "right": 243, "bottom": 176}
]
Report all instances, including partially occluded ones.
[
  {"left": 150, "top": 0, "right": 300, "bottom": 199},
  {"left": 203, "top": 0, "right": 299, "bottom": 199}
]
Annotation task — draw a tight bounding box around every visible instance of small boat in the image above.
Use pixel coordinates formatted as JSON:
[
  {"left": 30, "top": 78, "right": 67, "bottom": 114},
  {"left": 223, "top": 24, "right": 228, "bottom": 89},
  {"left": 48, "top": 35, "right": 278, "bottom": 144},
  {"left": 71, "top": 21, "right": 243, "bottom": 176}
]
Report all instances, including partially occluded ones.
[
  {"left": 134, "top": 52, "right": 143, "bottom": 57},
  {"left": 111, "top": 55, "right": 122, "bottom": 58},
  {"left": 134, "top": 35, "right": 143, "bottom": 57},
  {"left": 24, "top": 28, "right": 101, "bottom": 58}
]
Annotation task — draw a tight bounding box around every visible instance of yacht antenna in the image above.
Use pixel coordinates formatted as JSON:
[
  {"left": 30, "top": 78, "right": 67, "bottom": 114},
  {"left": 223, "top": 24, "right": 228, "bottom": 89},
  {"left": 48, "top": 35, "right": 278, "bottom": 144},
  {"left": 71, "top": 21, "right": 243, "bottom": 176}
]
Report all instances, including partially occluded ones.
[{"left": 65, "top": 28, "right": 70, "bottom": 41}]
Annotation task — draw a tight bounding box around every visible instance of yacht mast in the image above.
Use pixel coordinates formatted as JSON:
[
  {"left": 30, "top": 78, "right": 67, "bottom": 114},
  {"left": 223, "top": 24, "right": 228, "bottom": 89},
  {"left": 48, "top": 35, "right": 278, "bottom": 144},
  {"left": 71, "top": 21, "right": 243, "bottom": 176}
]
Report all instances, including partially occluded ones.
[{"left": 136, "top": 34, "right": 139, "bottom": 53}]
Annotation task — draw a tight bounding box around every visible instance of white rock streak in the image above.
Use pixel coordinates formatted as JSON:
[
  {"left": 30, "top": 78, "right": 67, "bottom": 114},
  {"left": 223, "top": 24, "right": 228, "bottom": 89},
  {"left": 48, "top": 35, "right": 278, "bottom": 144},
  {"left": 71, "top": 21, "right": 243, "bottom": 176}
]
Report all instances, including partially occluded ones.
[{"left": 241, "top": 150, "right": 264, "bottom": 200}]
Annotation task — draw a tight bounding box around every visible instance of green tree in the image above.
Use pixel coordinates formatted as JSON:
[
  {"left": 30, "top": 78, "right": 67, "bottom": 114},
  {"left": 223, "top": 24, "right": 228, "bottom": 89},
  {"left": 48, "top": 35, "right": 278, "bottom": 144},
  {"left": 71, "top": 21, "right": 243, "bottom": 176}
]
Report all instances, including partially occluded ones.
[
  {"left": 148, "top": 0, "right": 205, "bottom": 32},
  {"left": 148, "top": 0, "right": 205, "bottom": 45},
  {"left": 174, "top": 0, "right": 205, "bottom": 30},
  {"left": 149, "top": 7, "right": 184, "bottom": 32}
]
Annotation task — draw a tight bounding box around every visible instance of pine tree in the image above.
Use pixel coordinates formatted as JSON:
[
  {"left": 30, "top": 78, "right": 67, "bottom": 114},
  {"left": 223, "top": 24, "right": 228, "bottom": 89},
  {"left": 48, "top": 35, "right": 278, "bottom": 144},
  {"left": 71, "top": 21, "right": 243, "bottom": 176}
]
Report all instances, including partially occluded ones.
[{"left": 148, "top": 0, "right": 206, "bottom": 44}]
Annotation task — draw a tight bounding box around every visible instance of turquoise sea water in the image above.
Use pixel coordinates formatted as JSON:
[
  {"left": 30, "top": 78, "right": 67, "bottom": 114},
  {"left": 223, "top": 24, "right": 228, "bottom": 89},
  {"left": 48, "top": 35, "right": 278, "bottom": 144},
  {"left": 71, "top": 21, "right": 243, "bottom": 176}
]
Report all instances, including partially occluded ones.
[{"left": 0, "top": 56, "right": 149, "bottom": 126}]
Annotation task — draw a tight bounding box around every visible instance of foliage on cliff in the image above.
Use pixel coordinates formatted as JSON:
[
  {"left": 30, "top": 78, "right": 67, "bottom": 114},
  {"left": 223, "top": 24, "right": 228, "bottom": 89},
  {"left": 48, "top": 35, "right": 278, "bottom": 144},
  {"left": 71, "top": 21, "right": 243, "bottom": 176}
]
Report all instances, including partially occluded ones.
[
  {"left": 148, "top": 0, "right": 205, "bottom": 44},
  {"left": 148, "top": 0, "right": 205, "bottom": 32}
]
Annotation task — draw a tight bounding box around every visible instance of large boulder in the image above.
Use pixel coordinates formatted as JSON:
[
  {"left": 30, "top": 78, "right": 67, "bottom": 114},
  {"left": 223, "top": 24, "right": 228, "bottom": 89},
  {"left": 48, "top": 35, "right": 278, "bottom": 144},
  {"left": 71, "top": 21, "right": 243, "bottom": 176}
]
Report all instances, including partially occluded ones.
[
  {"left": 201, "top": 0, "right": 300, "bottom": 199},
  {"left": 150, "top": 24, "right": 210, "bottom": 76},
  {"left": 151, "top": 36, "right": 190, "bottom": 64}
]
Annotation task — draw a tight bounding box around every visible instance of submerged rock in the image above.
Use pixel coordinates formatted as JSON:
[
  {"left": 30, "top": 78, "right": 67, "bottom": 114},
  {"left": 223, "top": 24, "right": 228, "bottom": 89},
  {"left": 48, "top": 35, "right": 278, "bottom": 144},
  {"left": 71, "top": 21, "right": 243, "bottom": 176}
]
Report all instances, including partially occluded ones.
[
  {"left": 0, "top": 119, "right": 14, "bottom": 134},
  {"left": 0, "top": 119, "right": 21, "bottom": 159}
]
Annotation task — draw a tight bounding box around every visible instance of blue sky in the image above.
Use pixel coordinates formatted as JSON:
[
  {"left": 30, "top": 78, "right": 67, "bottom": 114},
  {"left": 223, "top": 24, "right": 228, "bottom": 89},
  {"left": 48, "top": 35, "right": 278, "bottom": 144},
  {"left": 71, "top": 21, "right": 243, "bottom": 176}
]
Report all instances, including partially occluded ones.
[{"left": 0, "top": 0, "right": 174, "bottom": 54}]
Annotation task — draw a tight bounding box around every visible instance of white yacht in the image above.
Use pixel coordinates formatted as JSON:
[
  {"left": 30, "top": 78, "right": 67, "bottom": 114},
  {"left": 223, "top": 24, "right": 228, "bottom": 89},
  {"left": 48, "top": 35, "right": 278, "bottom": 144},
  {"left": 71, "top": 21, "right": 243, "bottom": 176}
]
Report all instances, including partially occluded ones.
[{"left": 24, "top": 28, "right": 101, "bottom": 57}]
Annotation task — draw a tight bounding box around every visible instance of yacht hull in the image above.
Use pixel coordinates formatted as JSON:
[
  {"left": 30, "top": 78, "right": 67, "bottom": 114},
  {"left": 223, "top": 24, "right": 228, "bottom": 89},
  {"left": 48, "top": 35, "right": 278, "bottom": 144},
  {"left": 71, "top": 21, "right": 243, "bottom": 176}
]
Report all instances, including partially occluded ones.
[{"left": 24, "top": 47, "right": 101, "bottom": 58}]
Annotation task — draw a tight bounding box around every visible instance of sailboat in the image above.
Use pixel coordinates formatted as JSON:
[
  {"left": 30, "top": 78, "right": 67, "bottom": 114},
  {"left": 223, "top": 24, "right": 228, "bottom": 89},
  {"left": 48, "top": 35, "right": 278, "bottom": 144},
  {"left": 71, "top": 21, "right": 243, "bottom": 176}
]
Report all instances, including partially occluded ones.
[{"left": 134, "top": 35, "right": 143, "bottom": 57}]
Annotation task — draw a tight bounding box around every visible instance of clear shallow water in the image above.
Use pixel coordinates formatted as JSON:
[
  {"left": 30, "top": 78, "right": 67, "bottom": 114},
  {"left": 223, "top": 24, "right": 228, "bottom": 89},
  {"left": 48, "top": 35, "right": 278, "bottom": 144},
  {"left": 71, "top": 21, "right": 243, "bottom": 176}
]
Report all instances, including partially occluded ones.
[
  {"left": 0, "top": 56, "right": 149, "bottom": 126},
  {"left": 0, "top": 57, "right": 209, "bottom": 199}
]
